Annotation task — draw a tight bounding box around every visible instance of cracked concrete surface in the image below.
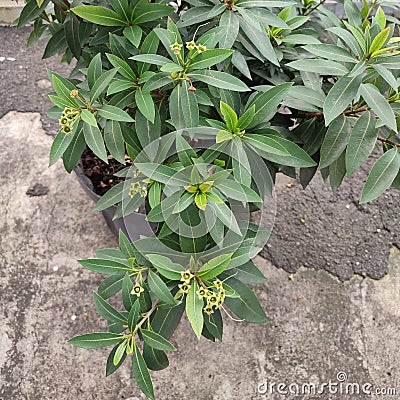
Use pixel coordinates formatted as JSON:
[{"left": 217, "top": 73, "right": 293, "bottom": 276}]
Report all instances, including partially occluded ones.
[{"left": 0, "top": 111, "right": 399, "bottom": 400}]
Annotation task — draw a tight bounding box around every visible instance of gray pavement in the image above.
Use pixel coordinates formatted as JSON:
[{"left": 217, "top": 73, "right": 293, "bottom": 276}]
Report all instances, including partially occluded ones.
[{"left": 0, "top": 25, "right": 399, "bottom": 400}]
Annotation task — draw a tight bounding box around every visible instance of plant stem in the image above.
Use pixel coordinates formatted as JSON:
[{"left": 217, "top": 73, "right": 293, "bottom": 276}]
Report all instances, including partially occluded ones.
[
  {"left": 377, "top": 137, "right": 400, "bottom": 148},
  {"left": 304, "top": 0, "right": 327, "bottom": 16},
  {"left": 133, "top": 301, "right": 159, "bottom": 334}
]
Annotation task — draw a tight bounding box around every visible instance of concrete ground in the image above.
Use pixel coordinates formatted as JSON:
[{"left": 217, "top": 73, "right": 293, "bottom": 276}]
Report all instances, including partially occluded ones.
[{"left": 0, "top": 26, "right": 400, "bottom": 400}]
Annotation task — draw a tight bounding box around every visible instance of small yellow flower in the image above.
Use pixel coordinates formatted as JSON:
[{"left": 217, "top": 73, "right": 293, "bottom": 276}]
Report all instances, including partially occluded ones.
[
  {"left": 213, "top": 279, "right": 223, "bottom": 289},
  {"left": 59, "top": 116, "right": 69, "bottom": 126},
  {"left": 70, "top": 89, "right": 79, "bottom": 98},
  {"left": 207, "top": 293, "right": 219, "bottom": 305},
  {"left": 196, "top": 287, "right": 207, "bottom": 299},
  {"left": 62, "top": 125, "right": 73, "bottom": 135},
  {"left": 196, "top": 44, "right": 207, "bottom": 53},
  {"left": 186, "top": 41, "right": 196, "bottom": 51},
  {"left": 178, "top": 283, "right": 191, "bottom": 293},
  {"left": 215, "top": 299, "right": 223, "bottom": 309},
  {"left": 203, "top": 305, "right": 214, "bottom": 315},
  {"left": 170, "top": 41, "right": 183, "bottom": 55},
  {"left": 131, "top": 284, "right": 144, "bottom": 297},
  {"left": 180, "top": 270, "right": 194, "bottom": 283}
]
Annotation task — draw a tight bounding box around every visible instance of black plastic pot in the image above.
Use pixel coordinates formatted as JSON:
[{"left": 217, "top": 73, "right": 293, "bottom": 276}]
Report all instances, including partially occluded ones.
[{"left": 73, "top": 163, "right": 154, "bottom": 240}]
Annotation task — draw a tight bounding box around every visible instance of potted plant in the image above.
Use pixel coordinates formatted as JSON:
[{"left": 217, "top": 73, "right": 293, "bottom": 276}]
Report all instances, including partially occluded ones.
[{"left": 17, "top": 0, "right": 400, "bottom": 398}]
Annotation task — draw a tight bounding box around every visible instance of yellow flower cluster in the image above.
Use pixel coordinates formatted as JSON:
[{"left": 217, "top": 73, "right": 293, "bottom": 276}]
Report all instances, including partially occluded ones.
[
  {"left": 197, "top": 279, "right": 225, "bottom": 315},
  {"left": 59, "top": 107, "right": 79, "bottom": 135},
  {"left": 129, "top": 181, "right": 148, "bottom": 198}
]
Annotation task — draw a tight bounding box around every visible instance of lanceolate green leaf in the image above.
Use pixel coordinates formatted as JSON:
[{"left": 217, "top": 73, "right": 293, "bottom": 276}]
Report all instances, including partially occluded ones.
[
  {"left": 93, "top": 291, "right": 127, "bottom": 324},
  {"left": 147, "top": 270, "right": 176, "bottom": 305},
  {"left": 319, "top": 115, "right": 352, "bottom": 169},
  {"left": 219, "top": 10, "right": 239, "bottom": 49},
  {"left": 244, "top": 134, "right": 316, "bottom": 167},
  {"left": 83, "top": 122, "right": 108, "bottom": 163},
  {"left": 141, "top": 329, "right": 176, "bottom": 352},
  {"left": 132, "top": 344, "right": 155, "bottom": 400},
  {"left": 247, "top": 83, "right": 292, "bottom": 128},
  {"left": 345, "top": 111, "right": 378, "bottom": 176},
  {"left": 360, "top": 147, "right": 400, "bottom": 203},
  {"left": 78, "top": 258, "right": 134, "bottom": 275},
  {"left": 185, "top": 281, "right": 204, "bottom": 339},
  {"left": 49, "top": 130, "right": 75, "bottom": 167},
  {"left": 189, "top": 70, "right": 250, "bottom": 92},
  {"left": 72, "top": 6, "right": 127, "bottom": 26},
  {"left": 69, "top": 332, "right": 124, "bottom": 349},
  {"left": 323, "top": 73, "right": 363, "bottom": 126},
  {"left": 359, "top": 83, "right": 397, "bottom": 131}
]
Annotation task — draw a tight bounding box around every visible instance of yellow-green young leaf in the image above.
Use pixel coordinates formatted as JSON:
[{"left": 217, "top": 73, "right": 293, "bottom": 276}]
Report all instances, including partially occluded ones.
[
  {"left": 369, "top": 27, "right": 390, "bottom": 55},
  {"left": 220, "top": 101, "right": 238, "bottom": 132},
  {"left": 360, "top": 147, "right": 400, "bottom": 203},
  {"left": 359, "top": 83, "right": 397, "bottom": 131},
  {"left": 195, "top": 193, "right": 207, "bottom": 210},
  {"left": 197, "top": 254, "right": 232, "bottom": 280},
  {"left": 141, "top": 329, "right": 176, "bottom": 351},
  {"left": 375, "top": 6, "right": 386, "bottom": 30},
  {"left": 185, "top": 281, "right": 204, "bottom": 339},
  {"left": 106, "top": 343, "right": 127, "bottom": 376},
  {"left": 132, "top": 344, "right": 155, "bottom": 400},
  {"left": 216, "top": 130, "right": 233, "bottom": 143},
  {"left": 113, "top": 340, "right": 127, "bottom": 366},
  {"left": 71, "top": 6, "right": 128, "bottom": 26},
  {"left": 237, "top": 105, "right": 256, "bottom": 130}
]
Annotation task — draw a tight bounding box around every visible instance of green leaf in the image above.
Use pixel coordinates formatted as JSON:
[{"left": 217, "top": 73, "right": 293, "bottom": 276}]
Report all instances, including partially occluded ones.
[
  {"left": 122, "top": 273, "right": 136, "bottom": 311},
  {"left": 231, "top": 261, "right": 266, "bottom": 284},
  {"left": 303, "top": 44, "right": 357, "bottom": 63},
  {"left": 219, "top": 10, "right": 239, "bottom": 49},
  {"left": 113, "top": 340, "right": 127, "bottom": 366},
  {"left": 92, "top": 181, "right": 125, "bottom": 212},
  {"left": 135, "top": 89, "right": 155, "bottom": 124},
  {"left": 106, "top": 53, "right": 136, "bottom": 81},
  {"left": 106, "top": 343, "right": 127, "bottom": 376},
  {"left": 128, "top": 301, "right": 140, "bottom": 332},
  {"left": 286, "top": 59, "right": 349, "bottom": 76},
  {"left": 195, "top": 192, "right": 207, "bottom": 210},
  {"left": 147, "top": 270, "right": 177, "bottom": 305},
  {"left": 185, "top": 281, "right": 204, "bottom": 339},
  {"left": 80, "top": 109, "right": 97, "bottom": 127},
  {"left": 220, "top": 101, "right": 238, "bottom": 132},
  {"left": 346, "top": 111, "right": 378, "bottom": 176},
  {"left": 146, "top": 255, "right": 185, "bottom": 280},
  {"left": 71, "top": 6, "right": 127, "bottom": 26},
  {"left": 375, "top": 6, "right": 386, "bottom": 30},
  {"left": 189, "top": 70, "right": 250, "bottom": 92},
  {"left": 135, "top": 108, "right": 161, "bottom": 149},
  {"left": 17, "top": 0, "right": 49, "bottom": 27},
  {"left": 223, "top": 277, "right": 267, "bottom": 323},
  {"left": 131, "top": 54, "right": 171, "bottom": 66},
  {"left": 181, "top": 81, "right": 199, "bottom": 129},
  {"left": 197, "top": 254, "right": 231, "bottom": 280},
  {"left": 98, "top": 104, "right": 134, "bottom": 122},
  {"left": 123, "top": 25, "right": 142, "bottom": 47},
  {"left": 177, "top": 5, "right": 213, "bottom": 27},
  {"left": 141, "top": 329, "right": 176, "bottom": 352},
  {"left": 360, "top": 147, "right": 400, "bottom": 203},
  {"left": 132, "top": 344, "right": 155, "bottom": 400},
  {"left": 216, "top": 130, "right": 233, "bottom": 143},
  {"left": 49, "top": 130, "right": 74, "bottom": 167},
  {"left": 359, "top": 83, "right": 397, "bottom": 131},
  {"left": 87, "top": 53, "right": 103, "bottom": 90},
  {"left": 323, "top": 73, "right": 363, "bottom": 126},
  {"left": 62, "top": 124, "right": 85, "bottom": 172},
  {"left": 247, "top": 83, "right": 292, "bottom": 128},
  {"left": 69, "top": 332, "right": 124, "bottom": 349},
  {"left": 78, "top": 258, "right": 134, "bottom": 275},
  {"left": 319, "top": 115, "right": 352, "bottom": 169},
  {"left": 104, "top": 120, "right": 126, "bottom": 164},
  {"left": 90, "top": 68, "right": 119, "bottom": 103},
  {"left": 237, "top": 105, "right": 256, "bottom": 130},
  {"left": 188, "top": 49, "right": 233, "bottom": 71},
  {"left": 83, "top": 122, "right": 108, "bottom": 163},
  {"left": 93, "top": 291, "right": 127, "bottom": 324},
  {"left": 133, "top": 4, "right": 173, "bottom": 24},
  {"left": 217, "top": 179, "right": 262, "bottom": 203},
  {"left": 329, "top": 150, "right": 346, "bottom": 191},
  {"left": 51, "top": 76, "right": 77, "bottom": 107},
  {"left": 143, "top": 345, "right": 169, "bottom": 371},
  {"left": 244, "top": 134, "right": 316, "bottom": 167},
  {"left": 207, "top": 202, "right": 242, "bottom": 236},
  {"left": 369, "top": 27, "right": 390, "bottom": 55}
]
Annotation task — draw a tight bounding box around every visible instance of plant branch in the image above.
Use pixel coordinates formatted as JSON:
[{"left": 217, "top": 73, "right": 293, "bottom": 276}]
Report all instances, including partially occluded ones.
[
  {"left": 304, "top": 0, "right": 327, "bottom": 16},
  {"left": 377, "top": 137, "right": 400, "bottom": 148}
]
